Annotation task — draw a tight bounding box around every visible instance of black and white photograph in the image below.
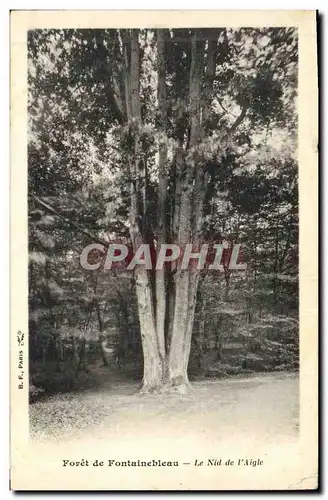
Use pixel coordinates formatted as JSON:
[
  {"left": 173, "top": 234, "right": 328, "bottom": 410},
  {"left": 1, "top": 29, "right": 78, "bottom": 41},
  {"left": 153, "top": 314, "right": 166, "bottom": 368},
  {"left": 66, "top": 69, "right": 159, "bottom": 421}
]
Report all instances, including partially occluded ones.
[{"left": 10, "top": 10, "right": 318, "bottom": 491}]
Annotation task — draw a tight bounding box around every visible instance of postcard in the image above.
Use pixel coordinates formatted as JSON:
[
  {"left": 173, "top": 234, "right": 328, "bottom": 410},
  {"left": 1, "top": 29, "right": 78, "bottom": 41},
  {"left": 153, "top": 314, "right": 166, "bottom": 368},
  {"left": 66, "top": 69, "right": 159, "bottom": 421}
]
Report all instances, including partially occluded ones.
[{"left": 10, "top": 10, "right": 318, "bottom": 490}]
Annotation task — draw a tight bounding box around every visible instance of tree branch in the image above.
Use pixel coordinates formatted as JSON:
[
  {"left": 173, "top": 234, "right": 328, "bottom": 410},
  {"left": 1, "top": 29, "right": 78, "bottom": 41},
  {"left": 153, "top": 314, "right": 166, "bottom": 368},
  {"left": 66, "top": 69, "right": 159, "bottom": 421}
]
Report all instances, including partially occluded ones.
[
  {"left": 229, "top": 107, "right": 247, "bottom": 133},
  {"left": 30, "top": 194, "right": 109, "bottom": 248},
  {"left": 217, "top": 98, "right": 238, "bottom": 118}
]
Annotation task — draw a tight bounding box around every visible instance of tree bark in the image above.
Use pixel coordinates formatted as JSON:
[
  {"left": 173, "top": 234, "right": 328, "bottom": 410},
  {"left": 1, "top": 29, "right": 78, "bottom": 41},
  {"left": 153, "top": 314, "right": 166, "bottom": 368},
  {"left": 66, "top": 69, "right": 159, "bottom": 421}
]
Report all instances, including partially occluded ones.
[
  {"left": 123, "top": 30, "right": 164, "bottom": 391},
  {"left": 168, "top": 31, "right": 205, "bottom": 387},
  {"left": 155, "top": 29, "right": 168, "bottom": 367}
]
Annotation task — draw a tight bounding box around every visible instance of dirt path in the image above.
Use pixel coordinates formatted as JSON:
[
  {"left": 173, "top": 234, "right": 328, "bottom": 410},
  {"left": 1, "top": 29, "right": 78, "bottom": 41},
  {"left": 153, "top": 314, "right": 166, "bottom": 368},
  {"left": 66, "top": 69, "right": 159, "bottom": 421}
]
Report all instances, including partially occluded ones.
[{"left": 30, "top": 372, "right": 299, "bottom": 445}]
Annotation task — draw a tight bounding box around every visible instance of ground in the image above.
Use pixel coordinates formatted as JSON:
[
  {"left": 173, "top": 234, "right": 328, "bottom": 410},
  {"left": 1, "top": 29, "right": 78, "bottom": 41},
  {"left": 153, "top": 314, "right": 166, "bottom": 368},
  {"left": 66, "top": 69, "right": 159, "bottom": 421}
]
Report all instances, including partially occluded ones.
[
  {"left": 30, "top": 369, "right": 299, "bottom": 444},
  {"left": 24, "top": 371, "right": 304, "bottom": 490}
]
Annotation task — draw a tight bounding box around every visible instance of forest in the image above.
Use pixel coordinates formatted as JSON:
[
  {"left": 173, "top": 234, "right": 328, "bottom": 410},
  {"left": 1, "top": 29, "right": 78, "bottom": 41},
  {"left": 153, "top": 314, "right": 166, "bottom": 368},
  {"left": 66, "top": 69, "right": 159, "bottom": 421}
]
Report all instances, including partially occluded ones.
[{"left": 28, "top": 27, "right": 299, "bottom": 398}]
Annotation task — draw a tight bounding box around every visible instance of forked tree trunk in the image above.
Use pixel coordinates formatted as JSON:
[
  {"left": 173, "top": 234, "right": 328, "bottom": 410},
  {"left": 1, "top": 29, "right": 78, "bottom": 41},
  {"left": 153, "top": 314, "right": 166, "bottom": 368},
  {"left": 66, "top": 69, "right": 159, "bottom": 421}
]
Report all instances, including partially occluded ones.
[{"left": 111, "top": 29, "right": 243, "bottom": 392}]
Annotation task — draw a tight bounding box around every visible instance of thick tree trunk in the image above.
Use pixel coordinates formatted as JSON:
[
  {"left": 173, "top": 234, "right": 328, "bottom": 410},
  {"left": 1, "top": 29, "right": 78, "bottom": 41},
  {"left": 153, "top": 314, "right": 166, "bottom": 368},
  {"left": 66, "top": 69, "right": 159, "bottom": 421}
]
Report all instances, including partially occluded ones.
[
  {"left": 123, "top": 30, "right": 165, "bottom": 391},
  {"left": 168, "top": 31, "right": 205, "bottom": 388},
  {"left": 168, "top": 165, "right": 198, "bottom": 386},
  {"left": 169, "top": 30, "right": 205, "bottom": 385},
  {"left": 168, "top": 161, "right": 194, "bottom": 386},
  {"left": 168, "top": 272, "right": 190, "bottom": 386},
  {"left": 155, "top": 29, "right": 168, "bottom": 365},
  {"left": 135, "top": 268, "right": 163, "bottom": 390}
]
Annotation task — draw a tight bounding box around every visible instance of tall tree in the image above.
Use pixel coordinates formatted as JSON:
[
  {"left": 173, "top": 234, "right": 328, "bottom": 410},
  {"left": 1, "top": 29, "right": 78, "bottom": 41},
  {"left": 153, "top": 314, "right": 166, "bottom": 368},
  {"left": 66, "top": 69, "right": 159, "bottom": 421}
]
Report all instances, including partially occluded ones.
[{"left": 28, "top": 27, "right": 298, "bottom": 392}]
